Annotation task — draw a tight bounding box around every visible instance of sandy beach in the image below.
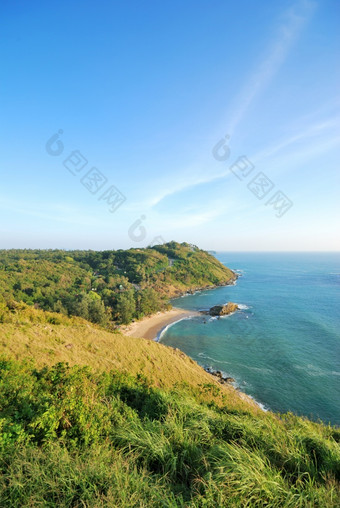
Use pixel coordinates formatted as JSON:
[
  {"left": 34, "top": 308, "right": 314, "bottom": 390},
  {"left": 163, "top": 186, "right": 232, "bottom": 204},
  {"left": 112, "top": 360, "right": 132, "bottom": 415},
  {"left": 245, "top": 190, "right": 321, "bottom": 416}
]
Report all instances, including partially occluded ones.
[{"left": 121, "top": 308, "right": 199, "bottom": 341}]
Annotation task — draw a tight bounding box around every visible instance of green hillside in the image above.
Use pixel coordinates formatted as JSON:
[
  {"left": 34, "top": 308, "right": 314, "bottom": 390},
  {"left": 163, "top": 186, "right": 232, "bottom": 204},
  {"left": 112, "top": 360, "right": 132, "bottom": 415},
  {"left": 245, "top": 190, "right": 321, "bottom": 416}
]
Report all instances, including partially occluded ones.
[
  {"left": 0, "top": 304, "right": 339, "bottom": 507},
  {"left": 0, "top": 248, "right": 339, "bottom": 506},
  {"left": 0, "top": 302, "right": 249, "bottom": 409},
  {"left": 0, "top": 242, "right": 236, "bottom": 326}
]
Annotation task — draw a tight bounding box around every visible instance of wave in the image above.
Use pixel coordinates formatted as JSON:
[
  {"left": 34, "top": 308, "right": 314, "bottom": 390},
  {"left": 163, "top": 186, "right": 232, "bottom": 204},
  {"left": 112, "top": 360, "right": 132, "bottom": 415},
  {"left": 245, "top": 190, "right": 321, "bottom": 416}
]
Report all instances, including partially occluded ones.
[
  {"left": 243, "top": 366, "right": 272, "bottom": 374},
  {"left": 295, "top": 364, "right": 340, "bottom": 378},
  {"left": 201, "top": 358, "right": 269, "bottom": 412},
  {"left": 237, "top": 303, "right": 250, "bottom": 310},
  {"left": 245, "top": 394, "right": 269, "bottom": 412},
  {"left": 156, "top": 317, "right": 193, "bottom": 342},
  {"left": 197, "top": 354, "right": 269, "bottom": 412},
  {"left": 197, "top": 352, "right": 231, "bottom": 365},
  {"left": 216, "top": 302, "right": 250, "bottom": 311}
]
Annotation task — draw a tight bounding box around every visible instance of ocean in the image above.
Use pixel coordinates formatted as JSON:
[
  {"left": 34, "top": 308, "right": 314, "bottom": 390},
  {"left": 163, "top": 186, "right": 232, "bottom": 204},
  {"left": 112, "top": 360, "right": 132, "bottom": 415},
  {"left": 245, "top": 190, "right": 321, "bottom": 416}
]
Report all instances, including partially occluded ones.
[{"left": 160, "top": 252, "right": 340, "bottom": 426}]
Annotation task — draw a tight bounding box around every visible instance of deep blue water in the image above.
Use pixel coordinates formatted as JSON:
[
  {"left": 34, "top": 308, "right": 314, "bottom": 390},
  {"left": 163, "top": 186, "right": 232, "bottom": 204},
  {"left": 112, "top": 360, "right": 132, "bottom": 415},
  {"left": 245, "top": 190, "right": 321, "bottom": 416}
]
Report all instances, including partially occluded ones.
[{"left": 160, "top": 253, "right": 340, "bottom": 425}]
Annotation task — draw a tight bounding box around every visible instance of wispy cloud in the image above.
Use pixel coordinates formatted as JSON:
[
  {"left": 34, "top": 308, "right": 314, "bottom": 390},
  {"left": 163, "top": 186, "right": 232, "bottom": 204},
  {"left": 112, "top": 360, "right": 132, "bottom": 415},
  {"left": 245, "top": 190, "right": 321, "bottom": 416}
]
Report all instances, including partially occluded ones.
[
  {"left": 251, "top": 115, "right": 340, "bottom": 165},
  {"left": 139, "top": 111, "right": 336, "bottom": 213},
  {"left": 0, "top": 198, "right": 100, "bottom": 226},
  {"left": 148, "top": 198, "right": 250, "bottom": 231},
  {"left": 227, "top": 0, "right": 316, "bottom": 136},
  {"left": 123, "top": 165, "right": 235, "bottom": 213},
  {"left": 125, "top": 1, "right": 317, "bottom": 215}
]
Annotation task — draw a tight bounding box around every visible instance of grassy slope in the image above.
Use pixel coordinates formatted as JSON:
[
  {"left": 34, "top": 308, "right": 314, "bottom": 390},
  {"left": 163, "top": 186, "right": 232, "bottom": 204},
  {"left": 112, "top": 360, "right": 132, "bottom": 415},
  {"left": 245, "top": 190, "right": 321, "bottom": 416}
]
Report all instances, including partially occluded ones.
[
  {"left": 0, "top": 304, "right": 255, "bottom": 412},
  {"left": 0, "top": 305, "right": 339, "bottom": 507}
]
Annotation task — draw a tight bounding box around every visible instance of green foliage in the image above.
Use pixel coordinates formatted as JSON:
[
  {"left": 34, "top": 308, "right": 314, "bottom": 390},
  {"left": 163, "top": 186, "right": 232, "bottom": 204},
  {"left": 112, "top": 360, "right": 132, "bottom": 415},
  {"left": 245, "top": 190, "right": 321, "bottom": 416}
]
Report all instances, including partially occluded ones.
[
  {"left": 0, "top": 358, "right": 339, "bottom": 506},
  {"left": 136, "top": 288, "right": 161, "bottom": 318},
  {"left": 115, "top": 290, "right": 136, "bottom": 324},
  {"left": 0, "top": 243, "right": 235, "bottom": 327},
  {"left": 0, "top": 246, "right": 338, "bottom": 505}
]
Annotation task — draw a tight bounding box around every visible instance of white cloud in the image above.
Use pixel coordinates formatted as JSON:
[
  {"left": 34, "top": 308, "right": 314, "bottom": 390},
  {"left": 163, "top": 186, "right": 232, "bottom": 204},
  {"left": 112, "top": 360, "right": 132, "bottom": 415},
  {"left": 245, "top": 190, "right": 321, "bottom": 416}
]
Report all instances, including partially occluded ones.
[
  {"left": 226, "top": 0, "right": 316, "bottom": 136},
  {"left": 251, "top": 116, "right": 340, "bottom": 165},
  {"left": 149, "top": 108, "right": 339, "bottom": 211},
  {"left": 124, "top": 1, "right": 317, "bottom": 215},
  {"left": 0, "top": 197, "right": 100, "bottom": 226}
]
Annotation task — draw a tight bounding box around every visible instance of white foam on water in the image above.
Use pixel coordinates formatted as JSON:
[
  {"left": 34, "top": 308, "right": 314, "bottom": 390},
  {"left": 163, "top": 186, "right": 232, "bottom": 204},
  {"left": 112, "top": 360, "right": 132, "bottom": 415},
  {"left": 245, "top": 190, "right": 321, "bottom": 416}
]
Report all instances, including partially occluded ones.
[
  {"left": 219, "top": 313, "right": 236, "bottom": 319},
  {"left": 155, "top": 316, "right": 193, "bottom": 342},
  {"left": 247, "top": 395, "right": 269, "bottom": 412}
]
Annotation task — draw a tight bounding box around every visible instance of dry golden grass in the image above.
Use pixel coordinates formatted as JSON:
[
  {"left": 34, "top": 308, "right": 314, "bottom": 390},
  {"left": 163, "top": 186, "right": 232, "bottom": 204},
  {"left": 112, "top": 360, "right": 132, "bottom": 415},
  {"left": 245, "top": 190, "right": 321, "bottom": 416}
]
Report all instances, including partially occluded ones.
[{"left": 0, "top": 305, "right": 259, "bottom": 413}]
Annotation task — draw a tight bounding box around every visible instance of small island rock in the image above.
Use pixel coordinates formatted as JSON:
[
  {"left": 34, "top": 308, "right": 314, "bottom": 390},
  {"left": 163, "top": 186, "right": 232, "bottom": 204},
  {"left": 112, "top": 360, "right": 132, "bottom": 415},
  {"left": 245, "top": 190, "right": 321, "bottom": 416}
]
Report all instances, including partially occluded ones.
[{"left": 209, "top": 302, "right": 239, "bottom": 316}]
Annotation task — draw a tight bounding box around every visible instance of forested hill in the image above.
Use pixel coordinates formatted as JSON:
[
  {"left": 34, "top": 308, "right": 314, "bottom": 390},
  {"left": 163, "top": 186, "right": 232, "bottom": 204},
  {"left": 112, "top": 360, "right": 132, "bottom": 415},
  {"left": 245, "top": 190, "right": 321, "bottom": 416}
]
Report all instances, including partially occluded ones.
[{"left": 0, "top": 242, "right": 235, "bottom": 326}]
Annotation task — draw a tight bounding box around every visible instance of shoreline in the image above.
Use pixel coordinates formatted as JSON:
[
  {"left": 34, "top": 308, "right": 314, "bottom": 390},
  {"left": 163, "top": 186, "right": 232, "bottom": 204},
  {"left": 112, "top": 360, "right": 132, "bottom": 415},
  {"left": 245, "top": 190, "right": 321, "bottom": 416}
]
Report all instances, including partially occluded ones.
[
  {"left": 120, "top": 276, "right": 265, "bottom": 411},
  {"left": 121, "top": 308, "right": 199, "bottom": 341},
  {"left": 169, "top": 275, "right": 238, "bottom": 299},
  {"left": 121, "top": 305, "right": 265, "bottom": 411},
  {"left": 120, "top": 275, "right": 238, "bottom": 341}
]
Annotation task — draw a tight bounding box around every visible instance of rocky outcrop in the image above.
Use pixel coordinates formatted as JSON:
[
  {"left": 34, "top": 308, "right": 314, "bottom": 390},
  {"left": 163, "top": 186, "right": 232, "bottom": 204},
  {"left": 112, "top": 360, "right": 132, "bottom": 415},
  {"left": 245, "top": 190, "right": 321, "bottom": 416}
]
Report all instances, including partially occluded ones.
[
  {"left": 208, "top": 302, "right": 239, "bottom": 316},
  {"left": 172, "top": 275, "right": 238, "bottom": 298},
  {"left": 205, "top": 367, "right": 235, "bottom": 384}
]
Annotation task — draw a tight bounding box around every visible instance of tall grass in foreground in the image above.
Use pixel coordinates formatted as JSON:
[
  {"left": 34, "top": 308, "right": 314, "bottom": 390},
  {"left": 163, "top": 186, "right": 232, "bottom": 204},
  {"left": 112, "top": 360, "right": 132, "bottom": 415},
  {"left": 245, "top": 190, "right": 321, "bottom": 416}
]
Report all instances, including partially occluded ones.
[{"left": 0, "top": 358, "right": 339, "bottom": 507}]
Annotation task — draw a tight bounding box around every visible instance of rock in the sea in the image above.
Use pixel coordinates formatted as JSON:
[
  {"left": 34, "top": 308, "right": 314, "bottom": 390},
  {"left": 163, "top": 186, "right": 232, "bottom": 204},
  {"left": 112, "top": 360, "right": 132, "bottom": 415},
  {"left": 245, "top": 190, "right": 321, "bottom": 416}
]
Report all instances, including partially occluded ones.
[
  {"left": 209, "top": 302, "right": 238, "bottom": 316},
  {"left": 204, "top": 367, "right": 235, "bottom": 384}
]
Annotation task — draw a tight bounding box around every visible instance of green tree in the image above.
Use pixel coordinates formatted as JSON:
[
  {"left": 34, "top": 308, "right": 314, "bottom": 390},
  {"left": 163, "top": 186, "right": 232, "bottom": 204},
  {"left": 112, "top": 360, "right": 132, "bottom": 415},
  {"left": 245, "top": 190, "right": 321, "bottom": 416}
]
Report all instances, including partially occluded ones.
[
  {"left": 139, "top": 288, "right": 160, "bottom": 317},
  {"left": 115, "top": 290, "right": 136, "bottom": 324},
  {"left": 88, "top": 293, "right": 107, "bottom": 325}
]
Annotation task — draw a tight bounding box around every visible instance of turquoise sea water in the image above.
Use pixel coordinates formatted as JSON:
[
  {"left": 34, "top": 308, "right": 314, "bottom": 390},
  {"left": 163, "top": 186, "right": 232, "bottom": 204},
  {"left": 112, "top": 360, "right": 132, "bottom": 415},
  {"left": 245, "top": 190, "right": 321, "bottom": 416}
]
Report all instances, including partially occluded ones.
[{"left": 160, "top": 253, "right": 340, "bottom": 425}]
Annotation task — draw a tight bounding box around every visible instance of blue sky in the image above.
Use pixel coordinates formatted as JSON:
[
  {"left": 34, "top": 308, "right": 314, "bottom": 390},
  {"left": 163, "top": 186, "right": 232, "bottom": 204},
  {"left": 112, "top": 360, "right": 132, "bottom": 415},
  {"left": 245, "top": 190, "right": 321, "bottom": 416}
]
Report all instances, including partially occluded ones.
[{"left": 1, "top": 0, "right": 339, "bottom": 251}]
